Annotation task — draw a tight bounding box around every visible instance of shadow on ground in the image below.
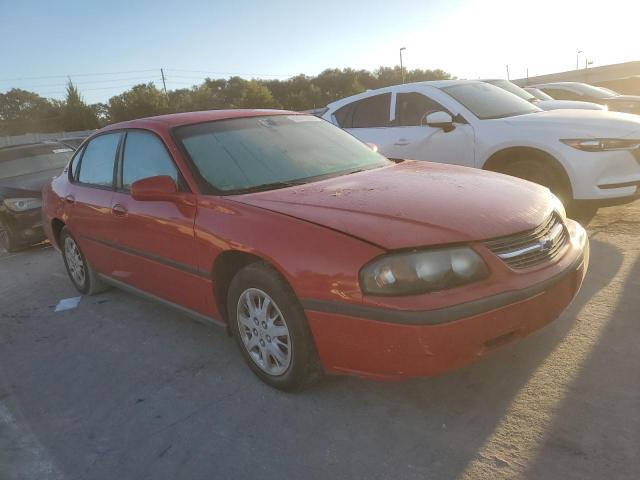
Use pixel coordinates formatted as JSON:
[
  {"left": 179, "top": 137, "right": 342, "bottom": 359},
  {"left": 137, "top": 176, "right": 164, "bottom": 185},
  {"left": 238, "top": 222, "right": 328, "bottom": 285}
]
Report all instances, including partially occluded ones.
[{"left": 0, "top": 236, "right": 628, "bottom": 480}]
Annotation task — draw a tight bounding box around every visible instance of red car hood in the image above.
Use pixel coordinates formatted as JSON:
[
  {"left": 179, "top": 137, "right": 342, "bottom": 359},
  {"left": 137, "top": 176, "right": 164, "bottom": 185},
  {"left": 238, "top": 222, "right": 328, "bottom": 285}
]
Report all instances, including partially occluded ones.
[{"left": 232, "top": 161, "right": 553, "bottom": 250}]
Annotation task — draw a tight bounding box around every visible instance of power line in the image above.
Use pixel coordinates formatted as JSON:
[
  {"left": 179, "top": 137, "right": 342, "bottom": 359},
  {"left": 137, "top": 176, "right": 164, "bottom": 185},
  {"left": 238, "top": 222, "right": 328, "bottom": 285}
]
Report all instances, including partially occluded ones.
[
  {"left": 0, "top": 69, "right": 159, "bottom": 82},
  {"left": 0, "top": 75, "right": 166, "bottom": 89},
  {"left": 37, "top": 80, "right": 163, "bottom": 96},
  {"left": 165, "top": 68, "right": 296, "bottom": 78}
]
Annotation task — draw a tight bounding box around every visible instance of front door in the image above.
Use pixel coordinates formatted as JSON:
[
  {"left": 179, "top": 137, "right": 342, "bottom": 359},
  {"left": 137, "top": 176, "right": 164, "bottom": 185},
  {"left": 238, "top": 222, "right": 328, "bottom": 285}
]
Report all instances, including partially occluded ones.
[
  {"left": 108, "top": 130, "right": 208, "bottom": 314},
  {"left": 383, "top": 92, "right": 475, "bottom": 167}
]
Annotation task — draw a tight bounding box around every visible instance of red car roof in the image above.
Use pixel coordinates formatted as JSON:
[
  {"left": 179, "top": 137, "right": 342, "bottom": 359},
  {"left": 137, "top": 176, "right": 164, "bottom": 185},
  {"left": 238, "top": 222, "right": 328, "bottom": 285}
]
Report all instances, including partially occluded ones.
[{"left": 101, "top": 109, "right": 299, "bottom": 131}]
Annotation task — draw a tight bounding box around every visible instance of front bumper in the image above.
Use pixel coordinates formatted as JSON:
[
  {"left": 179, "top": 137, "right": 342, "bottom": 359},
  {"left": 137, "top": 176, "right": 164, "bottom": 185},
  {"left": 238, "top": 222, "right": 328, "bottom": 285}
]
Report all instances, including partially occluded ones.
[
  {"left": 565, "top": 147, "right": 640, "bottom": 201},
  {"left": 0, "top": 206, "right": 46, "bottom": 245},
  {"left": 305, "top": 224, "right": 589, "bottom": 380}
]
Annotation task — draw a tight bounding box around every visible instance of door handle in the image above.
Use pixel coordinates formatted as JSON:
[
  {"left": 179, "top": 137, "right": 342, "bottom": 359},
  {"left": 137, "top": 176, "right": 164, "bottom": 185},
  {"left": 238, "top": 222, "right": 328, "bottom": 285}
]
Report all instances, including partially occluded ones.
[
  {"left": 65, "top": 194, "right": 75, "bottom": 204},
  {"left": 112, "top": 204, "right": 128, "bottom": 216},
  {"left": 394, "top": 139, "right": 410, "bottom": 146}
]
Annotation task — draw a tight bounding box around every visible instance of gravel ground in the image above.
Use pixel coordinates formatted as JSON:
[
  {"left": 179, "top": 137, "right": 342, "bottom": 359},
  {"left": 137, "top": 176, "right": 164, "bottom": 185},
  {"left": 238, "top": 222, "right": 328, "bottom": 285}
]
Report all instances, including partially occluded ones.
[{"left": 0, "top": 201, "right": 639, "bottom": 480}]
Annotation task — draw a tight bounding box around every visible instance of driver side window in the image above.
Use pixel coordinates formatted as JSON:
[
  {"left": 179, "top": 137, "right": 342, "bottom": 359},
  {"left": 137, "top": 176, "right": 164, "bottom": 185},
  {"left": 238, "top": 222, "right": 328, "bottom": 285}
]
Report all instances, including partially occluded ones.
[
  {"left": 395, "top": 92, "right": 448, "bottom": 126},
  {"left": 120, "top": 131, "right": 179, "bottom": 191}
]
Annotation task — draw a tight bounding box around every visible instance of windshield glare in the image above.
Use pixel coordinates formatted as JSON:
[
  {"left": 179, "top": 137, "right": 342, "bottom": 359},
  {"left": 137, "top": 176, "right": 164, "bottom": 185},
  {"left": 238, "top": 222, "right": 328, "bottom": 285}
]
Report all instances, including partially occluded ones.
[
  {"left": 0, "top": 146, "right": 73, "bottom": 180},
  {"left": 175, "top": 115, "right": 391, "bottom": 193},
  {"left": 442, "top": 82, "right": 542, "bottom": 119},
  {"left": 572, "top": 83, "right": 619, "bottom": 99},
  {"left": 526, "top": 87, "right": 553, "bottom": 101},
  {"left": 486, "top": 79, "right": 536, "bottom": 101}
]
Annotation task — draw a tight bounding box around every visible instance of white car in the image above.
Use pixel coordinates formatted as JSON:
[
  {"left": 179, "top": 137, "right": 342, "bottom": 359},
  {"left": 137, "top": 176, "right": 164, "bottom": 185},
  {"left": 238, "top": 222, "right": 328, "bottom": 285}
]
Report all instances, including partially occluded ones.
[
  {"left": 484, "top": 79, "right": 606, "bottom": 111},
  {"left": 322, "top": 80, "right": 640, "bottom": 214}
]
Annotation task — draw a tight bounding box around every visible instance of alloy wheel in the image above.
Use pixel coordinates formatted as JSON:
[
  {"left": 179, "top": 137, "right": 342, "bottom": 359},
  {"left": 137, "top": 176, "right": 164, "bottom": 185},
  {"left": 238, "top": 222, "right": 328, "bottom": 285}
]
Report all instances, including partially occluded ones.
[
  {"left": 64, "top": 236, "right": 86, "bottom": 288},
  {"left": 236, "top": 288, "right": 292, "bottom": 376}
]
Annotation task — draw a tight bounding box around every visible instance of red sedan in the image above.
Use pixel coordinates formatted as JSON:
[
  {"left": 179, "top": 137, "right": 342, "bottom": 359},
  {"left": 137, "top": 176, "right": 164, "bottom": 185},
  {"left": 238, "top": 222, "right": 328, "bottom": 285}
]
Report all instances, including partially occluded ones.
[{"left": 42, "top": 110, "right": 589, "bottom": 391}]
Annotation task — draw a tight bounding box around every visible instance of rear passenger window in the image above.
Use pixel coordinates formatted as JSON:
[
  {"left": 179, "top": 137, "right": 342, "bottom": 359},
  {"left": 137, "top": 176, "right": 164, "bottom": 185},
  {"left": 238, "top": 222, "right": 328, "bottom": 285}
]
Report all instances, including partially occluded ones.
[
  {"left": 395, "top": 92, "right": 448, "bottom": 126},
  {"left": 121, "top": 131, "right": 178, "bottom": 190},
  {"left": 78, "top": 133, "right": 120, "bottom": 187},
  {"left": 334, "top": 93, "right": 391, "bottom": 128}
]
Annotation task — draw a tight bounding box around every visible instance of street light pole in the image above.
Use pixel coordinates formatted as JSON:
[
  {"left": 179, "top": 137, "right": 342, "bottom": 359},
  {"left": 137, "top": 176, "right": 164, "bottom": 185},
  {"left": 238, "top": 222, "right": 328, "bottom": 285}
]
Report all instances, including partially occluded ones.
[
  {"left": 399, "top": 47, "right": 406, "bottom": 84},
  {"left": 576, "top": 50, "right": 583, "bottom": 70}
]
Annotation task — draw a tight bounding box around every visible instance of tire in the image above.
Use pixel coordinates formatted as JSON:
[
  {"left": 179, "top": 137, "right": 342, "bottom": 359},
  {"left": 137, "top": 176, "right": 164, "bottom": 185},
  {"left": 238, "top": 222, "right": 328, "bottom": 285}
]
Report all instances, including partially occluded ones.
[
  {"left": 0, "top": 220, "right": 25, "bottom": 253},
  {"left": 60, "top": 227, "right": 108, "bottom": 295},
  {"left": 502, "top": 158, "right": 572, "bottom": 206},
  {"left": 227, "top": 262, "right": 322, "bottom": 392}
]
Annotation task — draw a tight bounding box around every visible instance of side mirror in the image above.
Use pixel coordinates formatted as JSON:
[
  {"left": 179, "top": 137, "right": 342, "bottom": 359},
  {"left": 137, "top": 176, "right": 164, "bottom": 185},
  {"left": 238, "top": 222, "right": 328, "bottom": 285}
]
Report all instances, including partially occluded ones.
[
  {"left": 365, "top": 142, "right": 378, "bottom": 152},
  {"left": 425, "top": 111, "right": 455, "bottom": 132},
  {"left": 131, "top": 175, "right": 178, "bottom": 202}
]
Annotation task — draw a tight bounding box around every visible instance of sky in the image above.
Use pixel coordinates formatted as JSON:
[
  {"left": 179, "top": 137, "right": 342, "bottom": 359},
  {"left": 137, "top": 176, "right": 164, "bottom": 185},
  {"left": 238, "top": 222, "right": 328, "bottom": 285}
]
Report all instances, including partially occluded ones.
[{"left": 1, "top": 0, "right": 639, "bottom": 104}]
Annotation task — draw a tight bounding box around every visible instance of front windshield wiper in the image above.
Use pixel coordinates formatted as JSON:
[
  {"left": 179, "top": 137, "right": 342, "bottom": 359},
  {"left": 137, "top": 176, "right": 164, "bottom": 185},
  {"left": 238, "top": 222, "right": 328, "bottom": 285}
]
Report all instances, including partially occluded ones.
[{"left": 235, "top": 180, "right": 304, "bottom": 194}]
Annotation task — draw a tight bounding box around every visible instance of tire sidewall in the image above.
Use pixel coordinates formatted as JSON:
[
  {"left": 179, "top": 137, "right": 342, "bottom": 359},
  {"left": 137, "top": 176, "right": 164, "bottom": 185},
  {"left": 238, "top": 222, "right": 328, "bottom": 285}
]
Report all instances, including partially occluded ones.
[
  {"left": 60, "top": 227, "right": 91, "bottom": 295},
  {"left": 0, "top": 219, "right": 21, "bottom": 253},
  {"left": 227, "top": 263, "right": 317, "bottom": 391}
]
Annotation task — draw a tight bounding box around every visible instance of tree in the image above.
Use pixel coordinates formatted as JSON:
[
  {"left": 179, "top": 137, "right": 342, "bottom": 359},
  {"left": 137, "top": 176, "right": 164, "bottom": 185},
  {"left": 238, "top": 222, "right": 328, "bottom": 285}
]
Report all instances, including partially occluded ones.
[
  {"left": 108, "top": 83, "right": 169, "bottom": 122},
  {"left": 238, "top": 80, "right": 280, "bottom": 109},
  {"left": 2, "top": 64, "right": 454, "bottom": 133},
  {"left": 62, "top": 81, "right": 99, "bottom": 131},
  {"left": 0, "top": 89, "right": 62, "bottom": 135}
]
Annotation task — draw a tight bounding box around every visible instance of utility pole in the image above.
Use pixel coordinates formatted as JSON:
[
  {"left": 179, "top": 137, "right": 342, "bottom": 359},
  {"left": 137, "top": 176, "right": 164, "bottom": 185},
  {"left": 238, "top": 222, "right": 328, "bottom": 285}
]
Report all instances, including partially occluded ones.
[
  {"left": 576, "top": 50, "right": 583, "bottom": 70},
  {"left": 160, "top": 68, "right": 168, "bottom": 95},
  {"left": 399, "top": 47, "right": 406, "bottom": 84},
  {"left": 506, "top": 64, "right": 510, "bottom": 80}
]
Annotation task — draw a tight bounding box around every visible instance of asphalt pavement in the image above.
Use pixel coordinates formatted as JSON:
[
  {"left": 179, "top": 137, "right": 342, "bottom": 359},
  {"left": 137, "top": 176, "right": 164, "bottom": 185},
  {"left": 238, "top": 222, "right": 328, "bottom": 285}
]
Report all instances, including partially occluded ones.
[{"left": 1, "top": 201, "right": 639, "bottom": 480}]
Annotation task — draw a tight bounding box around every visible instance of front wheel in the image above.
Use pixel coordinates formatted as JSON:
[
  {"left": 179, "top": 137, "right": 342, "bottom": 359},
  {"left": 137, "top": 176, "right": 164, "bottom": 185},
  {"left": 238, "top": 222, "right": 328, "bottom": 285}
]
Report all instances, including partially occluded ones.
[
  {"left": 0, "top": 220, "right": 25, "bottom": 253},
  {"left": 502, "top": 158, "right": 571, "bottom": 204},
  {"left": 227, "top": 262, "right": 322, "bottom": 391}
]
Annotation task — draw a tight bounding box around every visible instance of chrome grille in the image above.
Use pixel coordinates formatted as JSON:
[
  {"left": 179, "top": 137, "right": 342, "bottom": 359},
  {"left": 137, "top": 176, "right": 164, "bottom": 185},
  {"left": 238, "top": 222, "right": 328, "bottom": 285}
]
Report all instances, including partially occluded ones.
[{"left": 484, "top": 214, "right": 568, "bottom": 269}]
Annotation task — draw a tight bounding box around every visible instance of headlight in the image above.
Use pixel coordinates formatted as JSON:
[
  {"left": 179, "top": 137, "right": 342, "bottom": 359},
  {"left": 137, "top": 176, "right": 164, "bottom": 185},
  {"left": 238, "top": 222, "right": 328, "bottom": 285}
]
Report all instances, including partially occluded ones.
[
  {"left": 550, "top": 193, "right": 567, "bottom": 221},
  {"left": 561, "top": 138, "right": 640, "bottom": 152},
  {"left": 3, "top": 198, "right": 42, "bottom": 212},
  {"left": 360, "top": 247, "right": 489, "bottom": 296}
]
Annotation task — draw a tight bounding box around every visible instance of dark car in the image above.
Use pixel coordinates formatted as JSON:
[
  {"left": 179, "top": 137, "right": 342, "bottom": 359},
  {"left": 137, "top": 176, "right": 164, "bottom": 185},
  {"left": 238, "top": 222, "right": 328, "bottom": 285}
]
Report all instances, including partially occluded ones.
[
  {"left": 0, "top": 142, "right": 74, "bottom": 252},
  {"left": 532, "top": 82, "right": 640, "bottom": 114}
]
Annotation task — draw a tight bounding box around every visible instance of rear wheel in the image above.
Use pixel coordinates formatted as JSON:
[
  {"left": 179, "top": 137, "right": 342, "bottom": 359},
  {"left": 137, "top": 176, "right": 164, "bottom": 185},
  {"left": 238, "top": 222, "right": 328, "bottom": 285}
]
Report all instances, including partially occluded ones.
[
  {"left": 60, "top": 227, "right": 107, "bottom": 295},
  {"left": 227, "top": 262, "right": 322, "bottom": 391}
]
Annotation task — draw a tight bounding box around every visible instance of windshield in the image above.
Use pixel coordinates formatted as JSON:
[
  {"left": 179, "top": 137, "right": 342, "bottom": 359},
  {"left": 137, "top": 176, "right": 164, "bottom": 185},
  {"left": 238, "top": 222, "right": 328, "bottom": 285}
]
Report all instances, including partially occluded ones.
[
  {"left": 0, "top": 145, "right": 73, "bottom": 180},
  {"left": 485, "top": 79, "right": 537, "bottom": 102},
  {"left": 442, "top": 82, "right": 542, "bottom": 119},
  {"left": 525, "top": 87, "right": 553, "bottom": 101},
  {"left": 175, "top": 115, "right": 391, "bottom": 194},
  {"left": 571, "top": 83, "right": 619, "bottom": 99},
  {"left": 598, "top": 86, "right": 619, "bottom": 96}
]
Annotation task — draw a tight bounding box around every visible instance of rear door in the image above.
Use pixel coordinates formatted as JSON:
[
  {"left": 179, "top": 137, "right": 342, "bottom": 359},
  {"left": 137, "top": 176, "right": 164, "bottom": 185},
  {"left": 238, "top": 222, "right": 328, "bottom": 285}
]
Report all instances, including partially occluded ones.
[
  {"left": 109, "top": 130, "right": 207, "bottom": 314},
  {"left": 334, "top": 93, "right": 399, "bottom": 149},
  {"left": 66, "top": 132, "right": 122, "bottom": 276}
]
